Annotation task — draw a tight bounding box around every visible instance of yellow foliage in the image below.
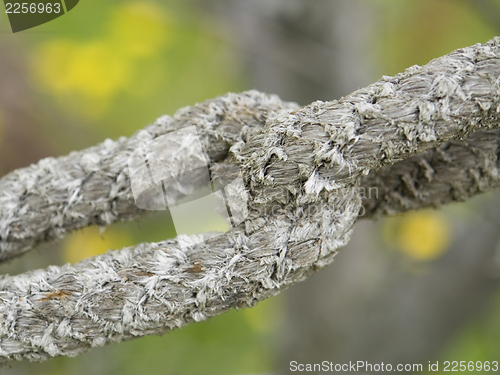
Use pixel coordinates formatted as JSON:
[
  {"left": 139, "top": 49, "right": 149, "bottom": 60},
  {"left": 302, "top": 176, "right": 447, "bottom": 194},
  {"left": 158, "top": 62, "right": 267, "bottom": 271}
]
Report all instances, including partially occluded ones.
[
  {"left": 37, "top": 40, "right": 131, "bottom": 98},
  {"left": 63, "top": 226, "right": 131, "bottom": 265},
  {"left": 383, "top": 210, "right": 451, "bottom": 261},
  {"left": 108, "top": 2, "right": 171, "bottom": 58},
  {"left": 33, "top": 38, "right": 133, "bottom": 117},
  {"left": 31, "top": 2, "right": 171, "bottom": 116},
  {"left": 66, "top": 41, "right": 131, "bottom": 99},
  {"left": 34, "top": 39, "right": 75, "bottom": 94}
]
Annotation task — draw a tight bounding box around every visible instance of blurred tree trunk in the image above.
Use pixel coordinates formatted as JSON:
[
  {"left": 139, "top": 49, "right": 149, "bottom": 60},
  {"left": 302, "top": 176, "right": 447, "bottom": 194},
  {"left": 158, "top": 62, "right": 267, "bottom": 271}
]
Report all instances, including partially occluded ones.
[{"left": 207, "top": 0, "right": 375, "bottom": 105}]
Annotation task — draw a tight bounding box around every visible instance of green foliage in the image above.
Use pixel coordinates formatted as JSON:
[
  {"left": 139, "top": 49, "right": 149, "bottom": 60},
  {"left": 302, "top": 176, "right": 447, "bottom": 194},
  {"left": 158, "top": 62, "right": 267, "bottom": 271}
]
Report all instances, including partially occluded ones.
[
  {"left": 425, "top": 290, "right": 500, "bottom": 374},
  {"left": 375, "top": 0, "right": 497, "bottom": 76},
  {"left": 28, "top": 0, "right": 245, "bottom": 141}
]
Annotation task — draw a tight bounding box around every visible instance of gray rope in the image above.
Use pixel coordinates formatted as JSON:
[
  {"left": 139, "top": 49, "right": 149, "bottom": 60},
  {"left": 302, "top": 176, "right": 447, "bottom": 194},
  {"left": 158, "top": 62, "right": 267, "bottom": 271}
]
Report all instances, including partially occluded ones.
[{"left": 1, "top": 37, "right": 500, "bottom": 365}]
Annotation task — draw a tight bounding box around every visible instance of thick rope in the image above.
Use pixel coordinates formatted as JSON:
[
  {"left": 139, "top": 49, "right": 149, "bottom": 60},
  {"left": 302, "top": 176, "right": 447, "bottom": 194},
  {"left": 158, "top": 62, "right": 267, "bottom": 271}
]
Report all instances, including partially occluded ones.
[{"left": 1, "top": 37, "right": 500, "bottom": 365}]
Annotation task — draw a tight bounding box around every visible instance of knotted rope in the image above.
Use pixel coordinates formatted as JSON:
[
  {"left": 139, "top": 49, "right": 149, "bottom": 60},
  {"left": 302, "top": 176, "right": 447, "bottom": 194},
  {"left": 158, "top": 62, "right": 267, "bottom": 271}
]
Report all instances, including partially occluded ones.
[{"left": 1, "top": 37, "right": 500, "bottom": 364}]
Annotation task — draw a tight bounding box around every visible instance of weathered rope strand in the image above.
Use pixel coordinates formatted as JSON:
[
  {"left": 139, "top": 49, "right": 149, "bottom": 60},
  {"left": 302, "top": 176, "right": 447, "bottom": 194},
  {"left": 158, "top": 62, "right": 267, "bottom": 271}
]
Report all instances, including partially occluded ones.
[
  {"left": 2, "top": 37, "right": 500, "bottom": 365},
  {"left": 0, "top": 92, "right": 299, "bottom": 262}
]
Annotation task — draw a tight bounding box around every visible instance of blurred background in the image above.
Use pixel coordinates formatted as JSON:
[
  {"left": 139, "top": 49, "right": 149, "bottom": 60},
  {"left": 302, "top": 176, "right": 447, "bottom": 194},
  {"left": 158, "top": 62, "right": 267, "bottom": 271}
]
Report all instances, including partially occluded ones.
[{"left": 1, "top": 0, "right": 500, "bottom": 374}]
